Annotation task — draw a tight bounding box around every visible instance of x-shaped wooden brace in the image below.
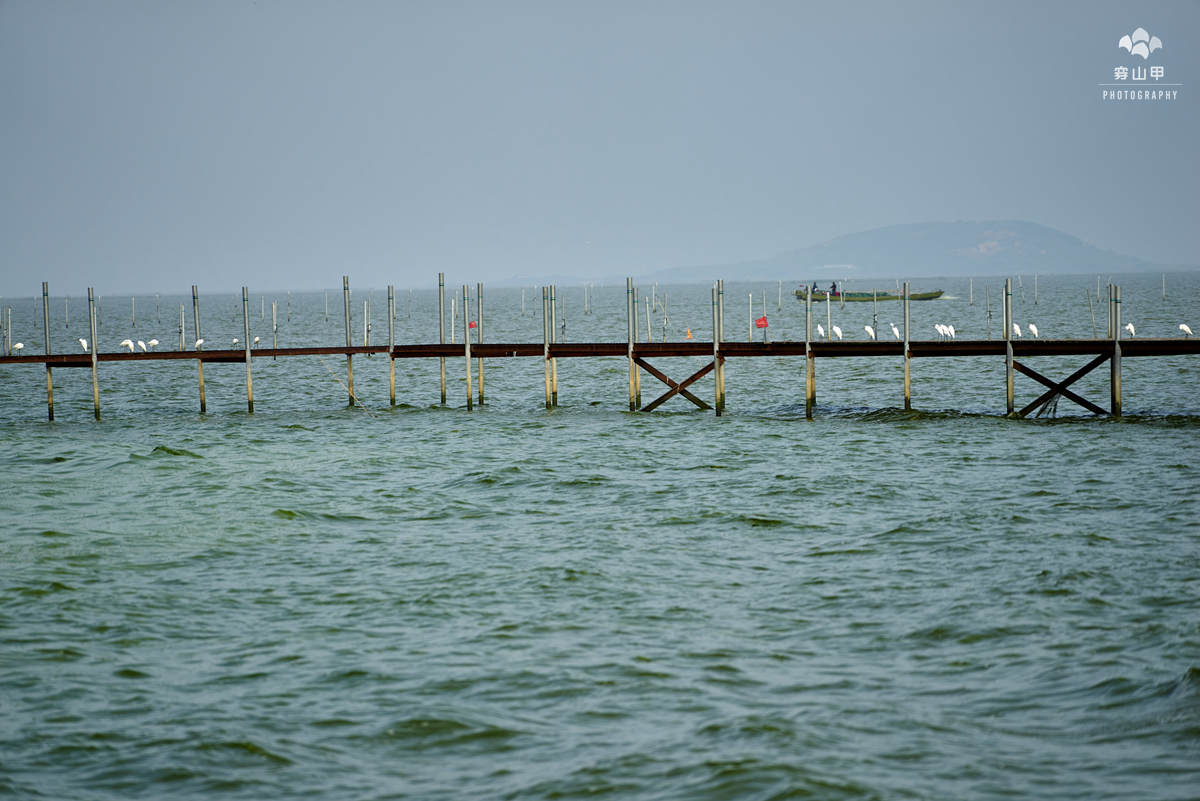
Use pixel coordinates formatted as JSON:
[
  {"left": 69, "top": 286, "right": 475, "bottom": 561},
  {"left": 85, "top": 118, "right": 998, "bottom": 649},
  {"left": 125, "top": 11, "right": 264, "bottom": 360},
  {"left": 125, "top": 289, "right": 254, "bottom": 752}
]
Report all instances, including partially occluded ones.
[
  {"left": 1014, "top": 353, "right": 1111, "bottom": 417},
  {"left": 635, "top": 357, "right": 714, "bottom": 412}
]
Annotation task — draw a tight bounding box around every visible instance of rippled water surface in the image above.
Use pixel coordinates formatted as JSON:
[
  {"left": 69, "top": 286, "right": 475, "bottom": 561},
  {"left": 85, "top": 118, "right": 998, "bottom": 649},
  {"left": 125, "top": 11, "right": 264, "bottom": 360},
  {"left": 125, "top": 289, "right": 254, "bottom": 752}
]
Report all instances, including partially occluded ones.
[{"left": 2, "top": 273, "right": 1199, "bottom": 799}]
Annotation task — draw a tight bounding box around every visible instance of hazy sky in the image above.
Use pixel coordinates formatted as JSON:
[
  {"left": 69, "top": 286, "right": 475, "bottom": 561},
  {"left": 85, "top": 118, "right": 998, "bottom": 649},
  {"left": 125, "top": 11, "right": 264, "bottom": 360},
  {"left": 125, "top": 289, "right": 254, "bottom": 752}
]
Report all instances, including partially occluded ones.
[{"left": 1, "top": 0, "right": 1196, "bottom": 296}]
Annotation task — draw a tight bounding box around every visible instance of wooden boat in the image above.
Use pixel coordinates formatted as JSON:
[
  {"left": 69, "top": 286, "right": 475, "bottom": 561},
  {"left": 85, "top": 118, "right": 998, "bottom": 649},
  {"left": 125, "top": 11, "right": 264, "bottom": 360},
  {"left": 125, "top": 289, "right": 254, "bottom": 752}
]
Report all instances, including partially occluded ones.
[{"left": 795, "top": 288, "right": 944, "bottom": 302}]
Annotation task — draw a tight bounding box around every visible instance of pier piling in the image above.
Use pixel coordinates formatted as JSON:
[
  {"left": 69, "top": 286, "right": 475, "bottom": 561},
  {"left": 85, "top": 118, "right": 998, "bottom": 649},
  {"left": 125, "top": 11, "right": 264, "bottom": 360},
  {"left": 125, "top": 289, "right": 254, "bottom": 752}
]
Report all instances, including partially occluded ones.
[
  {"left": 42, "top": 282, "right": 53, "bottom": 421},
  {"left": 192, "top": 285, "right": 205, "bottom": 413},
  {"left": 88, "top": 288, "right": 99, "bottom": 420},
  {"left": 242, "top": 287, "right": 253, "bottom": 413}
]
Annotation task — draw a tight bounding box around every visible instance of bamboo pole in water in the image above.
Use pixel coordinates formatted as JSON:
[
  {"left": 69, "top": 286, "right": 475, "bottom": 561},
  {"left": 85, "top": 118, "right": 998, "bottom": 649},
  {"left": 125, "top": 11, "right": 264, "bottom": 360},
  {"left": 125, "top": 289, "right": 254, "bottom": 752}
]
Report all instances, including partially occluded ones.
[
  {"left": 88, "top": 288, "right": 99, "bottom": 420},
  {"left": 192, "top": 285, "right": 205, "bottom": 413},
  {"left": 550, "top": 285, "right": 558, "bottom": 405},
  {"left": 272, "top": 302, "right": 278, "bottom": 355},
  {"left": 1087, "top": 289, "right": 1097, "bottom": 339},
  {"left": 42, "top": 282, "right": 53, "bottom": 421},
  {"left": 904, "top": 282, "right": 911, "bottom": 411},
  {"left": 1005, "top": 279, "right": 1014, "bottom": 416},
  {"left": 439, "top": 273, "right": 446, "bottom": 404},
  {"left": 717, "top": 279, "right": 725, "bottom": 413},
  {"left": 463, "top": 285, "right": 473, "bottom": 410},
  {"left": 713, "top": 285, "right": 721, "bottom": 417},
  {"left": 545, "top": 286, "right": 553, "bottom": 410},
  {"left": 388, "top": 286, "right": 396, "bottom": 406},
  {"left": 632, "top": 285, "right": 640, "bottom": 408},
  {"left": 178, "top": 303, "right": 184, "bottom": 352},
  {"left": 242, "top": 287, "right": 253, "bottom": 413},
  {"left": 477, "top": 283, "right": 484, "bottom": 405},
  {"left": 806, "top": 288, "right": 814, "bottom": 418},
  {"left": 343, "top": 277, "right": 353, "bottom": 405},
  {"left": 627, "top": 279, "right": 635, "bottom": 411},
  {"left": 1112, "top": 285, "right": 1122, "bottom": 416}
]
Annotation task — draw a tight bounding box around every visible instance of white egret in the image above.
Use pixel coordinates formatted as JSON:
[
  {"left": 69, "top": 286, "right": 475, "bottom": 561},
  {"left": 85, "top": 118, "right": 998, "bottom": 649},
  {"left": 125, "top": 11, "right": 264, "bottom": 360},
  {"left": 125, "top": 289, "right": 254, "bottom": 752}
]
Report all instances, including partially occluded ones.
[
  {"left": 890, "top": 323, "right": 900, "bottom": 339},
  {"left": 194, "top": 338, "right": 204, "bottom": 349},
  {"left": 1028, "top": 324, "right": 1038, "bottom": 338},
  {"left": 934, "top": 324, "right": 945, "bottom": 339},
  {"left": 147, "top": 339, "right": 159, "bottom": 350},
  {"left": 13, "top": 342, "right": 23, "bottom": 352},
  {"left": 832, "top": 326, "right": 843, "bottom": 340},
  {"left": 79, "top": 338, "right": 89, "bottom": 352},
  {"left": 137, "top": 340, "right": 147, "bottom": 352},
  {"left": 817, "top": 323, "right": 825, "bottom": 338},
  {"left": 233, "top": 338, "right": 239, "bottom": 346},
  {"left": 947, "top": 325, "right": 956, "bottom": 339},
  {"left": 864, "top": 325, "right": 875, "bottom": 340},
  {"left": 1013, "top": 324, "right": 1022, "bottom": 337},
  {"left": 253, "top": 336, "right": 260, "bottom": 347},
  {"left": 1124, "top": 322, "right": 1135, "bottom": 337},
  {"left": 119, "top": 339, "right": 135, "bottom": 352},
  {"left": 1181, "top": 324, "right": 1193, "bottom": 338}
]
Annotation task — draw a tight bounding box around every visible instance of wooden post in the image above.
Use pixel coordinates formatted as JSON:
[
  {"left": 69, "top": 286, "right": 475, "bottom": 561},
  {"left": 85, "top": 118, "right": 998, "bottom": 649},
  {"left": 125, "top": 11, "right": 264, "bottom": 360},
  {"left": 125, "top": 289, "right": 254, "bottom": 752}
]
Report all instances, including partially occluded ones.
[
  {"left": 1034, "top": 275, "right": 1038, "bottom": 305},
  {"left": 463, "top": 285, "right": 473, "bottom": 410},
  {"left": 717, "top": 279, "right": 725, "bottom": 413},
  {"left": 1087, "top": 290, "right": 1097, "bottom": 338},
  {"left": 364, "top": 300, "right": 369, "bottom": 347},
  {"left": 903, "top": 281, "right": 911, "bottom": 411},
  {"left": 713, "top": 285, "right": 721, "bottom": 416},
  {"left": 544, "top": 286, "right": 552, "bottom": 410},
  {"left": 242, "top": 287, "right": 253, "bottom": 413},
  {"left": 985, "top": 285, "right": 991, "bottom": 340},
  {"left": 388, "top": 286, "right": 396, "bottom": 406},
  {"left": 1112, "top": 285, "right": 1122, "bottom": 416},
  {"left": 550, "top": 284, "right": 558, "bottom": 406},
  {"left": 627, "top": 279, "right": 635, "bottom": 411},
  {"left": 88, "top": 288, "right": 99, "bottom": 420},
  {"left": 192, "top": 285, "right": 205, "bottom": 413},
  {"left": 439, "top": 272, "right": 446, "bottom": 404},
  {"left": 42, "top": 282, "right": 53, "bottom": 421},
  {"left": 343, "top": 276, "right": 354, "bottom": 405},
  {"left": 632, "top": 285, "right": 640, "bottom": 408},
  {"left": 826, "top": 292, "right": 831, "bottom": 340},
  {"left": 748, "top": 293, "right": 753, "bottom": 342},
  {"left": 178, "top": 303, "right": 185, "bottom": 351},
  {"left": 131, "top": 296, "right": 135, "bottom": 327},
  {"left": 806, "top": 287, "right": 814, "bottom": 418},
  {"left": 477, "top": 282, "right": 484, "bottom": 404},
  {"left": 272, "top": 302, "right": 278, "bottom": 355},
  {"left": 1005, "top": 278, "right": 1014, "bottom": 416},
  {"left": 970, "top": 278, "right": 973, "bottom": 306}
]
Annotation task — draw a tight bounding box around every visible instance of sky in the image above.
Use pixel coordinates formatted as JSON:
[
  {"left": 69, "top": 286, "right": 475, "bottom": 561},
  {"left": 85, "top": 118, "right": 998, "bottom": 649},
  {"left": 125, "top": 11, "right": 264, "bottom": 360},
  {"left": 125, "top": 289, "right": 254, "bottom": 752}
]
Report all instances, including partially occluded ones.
[{"left": 0, "top": 0, "right": 1197, "bottom": 296}]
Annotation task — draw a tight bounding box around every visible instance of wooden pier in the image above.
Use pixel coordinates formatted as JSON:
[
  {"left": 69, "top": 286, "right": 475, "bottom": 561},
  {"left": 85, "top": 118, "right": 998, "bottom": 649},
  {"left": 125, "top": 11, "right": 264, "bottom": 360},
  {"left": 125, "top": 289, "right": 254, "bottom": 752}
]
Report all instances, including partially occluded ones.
[{"left": 2, "top": 278, "right": 1198, "bottom": 420}]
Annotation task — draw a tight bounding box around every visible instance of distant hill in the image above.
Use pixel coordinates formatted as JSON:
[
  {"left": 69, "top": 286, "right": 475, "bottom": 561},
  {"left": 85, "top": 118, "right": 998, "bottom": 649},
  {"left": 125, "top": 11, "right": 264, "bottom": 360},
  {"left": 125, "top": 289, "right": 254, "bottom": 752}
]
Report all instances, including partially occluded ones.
[{"left": 644, "top": 221, "right": 1165, "bottom": 283}]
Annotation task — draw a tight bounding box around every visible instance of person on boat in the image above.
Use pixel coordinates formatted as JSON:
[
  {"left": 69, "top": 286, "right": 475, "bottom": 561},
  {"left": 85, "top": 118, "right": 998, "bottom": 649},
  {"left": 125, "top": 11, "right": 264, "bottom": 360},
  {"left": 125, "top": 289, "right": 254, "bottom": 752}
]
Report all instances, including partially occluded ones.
[
  {"left": 812, "top": 282, "right": 819, "bottom": 295},
  {"left": 830, "top": 282, "right": 838, "bottom": 297}
]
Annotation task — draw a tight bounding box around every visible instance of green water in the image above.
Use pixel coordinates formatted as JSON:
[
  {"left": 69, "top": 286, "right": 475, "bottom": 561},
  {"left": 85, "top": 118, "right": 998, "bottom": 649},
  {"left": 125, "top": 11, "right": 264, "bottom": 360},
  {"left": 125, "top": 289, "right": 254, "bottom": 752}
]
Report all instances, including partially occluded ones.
[{"left": 2, "top": 274, "right": 1199, "bottom": 799}]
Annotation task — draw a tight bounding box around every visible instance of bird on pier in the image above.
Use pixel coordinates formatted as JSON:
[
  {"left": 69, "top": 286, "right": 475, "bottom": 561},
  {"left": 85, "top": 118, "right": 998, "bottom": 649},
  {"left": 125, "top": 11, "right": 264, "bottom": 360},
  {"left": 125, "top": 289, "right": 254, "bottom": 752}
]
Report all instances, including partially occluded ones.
[
  {"left": 137, "top": 340, "right": 146, "bottom": 352},
  {"left": 13, "top": 342, "right": 23, "bottom": 352},
  {"left": 79, "top": 338, "right": 89, "bottom": 352},
  {"left": 147, "top": 339, "right": 158, "bottom": 350},
  {"left": 832, "top": 326, "right": 843, "bottom": 340},
  {"left": 947, "top": 325, "right": 956, "bottom": 339},
  {"left": 817, "top": 323, "right": 825, "bottom": 338},
  {"left": 233, "top": 338, "right": 239, "bottom": 346},
  {"left": 890, "top": 323, "right": 900, "bottom": 340},
  {"left": 1028, "top": 324, "right": 1039, "bottom": 338},
  {"left": 1013, "top": 324, "right": 1022, "bottom": 337},
  {"left": 119, "top": 339, "right": 135, "bottom": 352},
  {"left": 253, "top": 336, "right": 260, "bottom": 347},
  {"left": 934, "top": 324, "right": 946, "bottom": 339},
  {"left": 864, "top": 325, "right": 875, "bottom": 340},
  {"left": 1182, "top": 324, "right": 1193, "bottom": 338},
  {"left": 1125, "top": 323, "right": 1135, "bottom": 337},
  {"left": 194, "top": 338, "right": 204, "bottom": 349}
]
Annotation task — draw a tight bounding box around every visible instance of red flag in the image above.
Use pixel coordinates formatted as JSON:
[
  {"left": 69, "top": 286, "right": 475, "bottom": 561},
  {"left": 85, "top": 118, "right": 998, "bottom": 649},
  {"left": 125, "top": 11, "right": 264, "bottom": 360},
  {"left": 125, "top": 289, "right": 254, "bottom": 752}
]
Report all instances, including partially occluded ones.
[
  {"left": 755, "top": 316, "right": 769, "bottom": 329},
  {"left": 469, "top": 321, "right": 477, "bottom": 329}
]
